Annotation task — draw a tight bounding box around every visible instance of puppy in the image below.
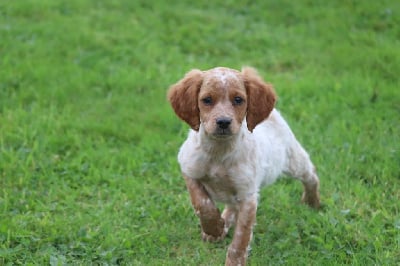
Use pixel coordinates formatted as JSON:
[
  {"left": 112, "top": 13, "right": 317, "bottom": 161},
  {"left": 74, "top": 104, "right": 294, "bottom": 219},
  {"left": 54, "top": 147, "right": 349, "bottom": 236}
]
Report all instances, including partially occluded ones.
[{"left": 168, "top": 67, "right": 320, "bottom": 266}]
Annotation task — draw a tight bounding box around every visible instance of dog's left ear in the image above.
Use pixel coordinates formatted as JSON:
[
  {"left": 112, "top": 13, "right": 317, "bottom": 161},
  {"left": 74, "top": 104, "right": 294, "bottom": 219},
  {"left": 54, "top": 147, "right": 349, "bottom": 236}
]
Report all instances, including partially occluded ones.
[
  {"left": 168, "top": 69, "right": 204, "bottom": 131},
  {"left": 242, "top": 67, "right": 277, "bottom": 132}
]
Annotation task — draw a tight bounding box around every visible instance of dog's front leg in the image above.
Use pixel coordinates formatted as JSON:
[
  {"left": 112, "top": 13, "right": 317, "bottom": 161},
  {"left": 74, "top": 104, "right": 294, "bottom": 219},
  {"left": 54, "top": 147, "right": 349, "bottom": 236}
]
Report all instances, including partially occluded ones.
[
  {"left": 225, "top": 196, "right": 257, "bottom": 266},
  {"left": 183, "top": 175, "right": 225, "bottom": 241}
]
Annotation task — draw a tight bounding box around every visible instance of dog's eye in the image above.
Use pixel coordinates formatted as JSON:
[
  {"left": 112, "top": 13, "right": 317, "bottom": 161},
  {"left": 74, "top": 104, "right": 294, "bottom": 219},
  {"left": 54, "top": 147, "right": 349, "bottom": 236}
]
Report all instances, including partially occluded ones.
[
  {"left": 233, "top": 96, "right": 244, "bottom": 105},
  {"left": 202, "top": 97, "right": 213, "bottom": 105}
]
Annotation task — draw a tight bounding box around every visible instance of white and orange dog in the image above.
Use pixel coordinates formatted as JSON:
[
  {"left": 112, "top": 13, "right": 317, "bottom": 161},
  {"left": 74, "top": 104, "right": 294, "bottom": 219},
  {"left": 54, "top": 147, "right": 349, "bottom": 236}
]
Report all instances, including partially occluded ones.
[{"left": 168, "top": 67, "right": 320, "bottom": 265}]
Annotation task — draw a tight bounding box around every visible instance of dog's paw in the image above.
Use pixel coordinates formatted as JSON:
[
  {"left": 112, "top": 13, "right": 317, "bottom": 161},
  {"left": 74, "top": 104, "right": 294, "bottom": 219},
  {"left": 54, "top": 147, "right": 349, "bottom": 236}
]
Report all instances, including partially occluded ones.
[
  {"left": 201, "top": 230, "right": 226, "bottom": 242},
  {"left": 200, "top": 216, "right": 226, "bottom": 242},
  {"left": 301, "top": 191, "right": 320, "bottom": 209},
  {"left": 225, "top": 246, "right": 247, "bottom": 266}
]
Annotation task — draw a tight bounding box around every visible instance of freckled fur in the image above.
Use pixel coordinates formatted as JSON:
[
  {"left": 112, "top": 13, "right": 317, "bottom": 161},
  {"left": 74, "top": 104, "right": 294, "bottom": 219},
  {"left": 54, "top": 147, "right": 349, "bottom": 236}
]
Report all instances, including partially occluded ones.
[{"left": 168, "top": 67, "right": 321, "bottom": 266}]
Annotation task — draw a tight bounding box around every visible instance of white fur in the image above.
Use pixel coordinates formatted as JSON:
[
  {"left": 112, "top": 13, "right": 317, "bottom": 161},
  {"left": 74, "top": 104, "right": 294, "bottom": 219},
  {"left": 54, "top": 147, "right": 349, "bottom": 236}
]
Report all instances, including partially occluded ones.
[
  {"left": 210, "top": 68, "right": 240, "bottom": 86},
  {"left": 178, "top": 109, "right": 316, "bottom": 205}
]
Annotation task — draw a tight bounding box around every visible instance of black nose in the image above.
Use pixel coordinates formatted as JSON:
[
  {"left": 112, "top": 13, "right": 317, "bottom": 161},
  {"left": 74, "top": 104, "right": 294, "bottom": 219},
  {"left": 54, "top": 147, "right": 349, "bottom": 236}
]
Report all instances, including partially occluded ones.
[{"left": 216, "top": 117, "right": 232, "bottom": 129}]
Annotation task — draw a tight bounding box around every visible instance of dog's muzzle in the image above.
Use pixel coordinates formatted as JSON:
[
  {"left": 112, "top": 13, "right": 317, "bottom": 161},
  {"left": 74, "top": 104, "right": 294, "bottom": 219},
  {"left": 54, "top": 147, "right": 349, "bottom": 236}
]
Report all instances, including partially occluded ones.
[
  {"left": 216, "top": 117, "right": 232, "bottom": 130},
  {"left": 214, "top": 117, "right": 233, "bottom": 137}
]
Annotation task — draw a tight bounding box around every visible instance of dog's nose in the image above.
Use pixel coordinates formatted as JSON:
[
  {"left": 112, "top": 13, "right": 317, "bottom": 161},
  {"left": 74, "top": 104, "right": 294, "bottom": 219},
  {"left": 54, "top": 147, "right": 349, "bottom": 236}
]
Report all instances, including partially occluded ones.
[{"left": 216, "top": 117, "right": 232, "bottom": 129}]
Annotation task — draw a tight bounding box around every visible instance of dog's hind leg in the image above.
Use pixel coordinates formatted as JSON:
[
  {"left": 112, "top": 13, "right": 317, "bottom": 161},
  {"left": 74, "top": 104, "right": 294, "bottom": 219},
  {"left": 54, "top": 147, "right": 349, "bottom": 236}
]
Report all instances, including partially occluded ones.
[
  {"left": 221, "top": 204, "right": 237, "bottom": 236},
  {"left": 285, "top": 143, "right": 320, "bottom": 209},
  {"left": 183, "top": 175, "right": 226, "bottom": 241},
  {"left": 300, "top": 168, "right": 320, "bottom": 209}
]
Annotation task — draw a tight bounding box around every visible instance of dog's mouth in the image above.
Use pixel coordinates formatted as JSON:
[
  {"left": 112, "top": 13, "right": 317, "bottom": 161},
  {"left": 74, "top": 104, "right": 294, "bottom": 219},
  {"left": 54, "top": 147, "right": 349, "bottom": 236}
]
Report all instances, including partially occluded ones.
[{"left": 211, "top": 128, "right": 234, "bottom": 139}]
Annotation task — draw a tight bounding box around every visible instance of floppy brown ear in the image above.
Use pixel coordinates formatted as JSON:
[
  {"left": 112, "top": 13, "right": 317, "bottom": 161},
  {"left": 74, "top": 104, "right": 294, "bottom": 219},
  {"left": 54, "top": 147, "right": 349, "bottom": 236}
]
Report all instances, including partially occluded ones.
[
  {"left": 167, "top": 69, "right": 204, "bottom": 131},
  {"left": 242, "top": 67, "right": 276, "bottom": 132}
]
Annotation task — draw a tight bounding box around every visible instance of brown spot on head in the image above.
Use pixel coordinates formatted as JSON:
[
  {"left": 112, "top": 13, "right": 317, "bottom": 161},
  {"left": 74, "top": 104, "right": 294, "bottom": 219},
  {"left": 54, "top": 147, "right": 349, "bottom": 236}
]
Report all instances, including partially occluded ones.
[{"left": 198, "top": 68, "right": 247, "bottom": 137}]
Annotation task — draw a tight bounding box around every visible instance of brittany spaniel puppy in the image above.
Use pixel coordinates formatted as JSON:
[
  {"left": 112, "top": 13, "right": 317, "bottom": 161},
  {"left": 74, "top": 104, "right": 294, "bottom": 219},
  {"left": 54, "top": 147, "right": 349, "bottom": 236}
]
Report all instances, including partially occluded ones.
[{"left": 168, "top": 67, "right": 320, "bottom": 266}]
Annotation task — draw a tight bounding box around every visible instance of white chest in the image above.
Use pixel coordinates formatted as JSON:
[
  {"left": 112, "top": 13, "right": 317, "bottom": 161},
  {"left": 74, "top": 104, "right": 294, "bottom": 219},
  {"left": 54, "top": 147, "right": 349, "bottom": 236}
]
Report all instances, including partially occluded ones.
[{"left": 180, "top": 148, "right": 257, "bottom": 204}]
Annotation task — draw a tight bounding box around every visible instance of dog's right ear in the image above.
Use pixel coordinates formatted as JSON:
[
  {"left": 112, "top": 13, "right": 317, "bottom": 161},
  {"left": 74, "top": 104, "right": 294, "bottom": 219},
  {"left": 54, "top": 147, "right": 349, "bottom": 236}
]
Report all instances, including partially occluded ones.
[{"left": 167, "top": 69, "right": 204, "bottom": 131}]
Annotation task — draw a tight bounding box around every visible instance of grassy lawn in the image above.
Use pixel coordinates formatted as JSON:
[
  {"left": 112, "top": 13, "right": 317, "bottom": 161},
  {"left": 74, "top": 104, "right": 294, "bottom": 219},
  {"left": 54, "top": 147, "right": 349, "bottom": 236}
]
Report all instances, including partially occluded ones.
[{"left": 1, "top": 0, "right": 399, "bottom": 265}]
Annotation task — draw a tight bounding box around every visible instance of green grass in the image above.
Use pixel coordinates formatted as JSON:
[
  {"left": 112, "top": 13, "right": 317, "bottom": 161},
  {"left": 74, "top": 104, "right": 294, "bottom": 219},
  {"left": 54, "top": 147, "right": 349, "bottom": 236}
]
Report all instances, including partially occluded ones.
[{"left": 1, "top": 0, "right": 399, "bottom": 265}]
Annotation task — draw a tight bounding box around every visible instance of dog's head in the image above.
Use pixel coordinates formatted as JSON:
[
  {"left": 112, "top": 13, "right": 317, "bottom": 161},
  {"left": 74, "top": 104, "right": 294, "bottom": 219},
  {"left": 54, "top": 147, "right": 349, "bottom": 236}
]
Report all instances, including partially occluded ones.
[{"left": 168, "top": 67, "right": 276, "bottom": 137}]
